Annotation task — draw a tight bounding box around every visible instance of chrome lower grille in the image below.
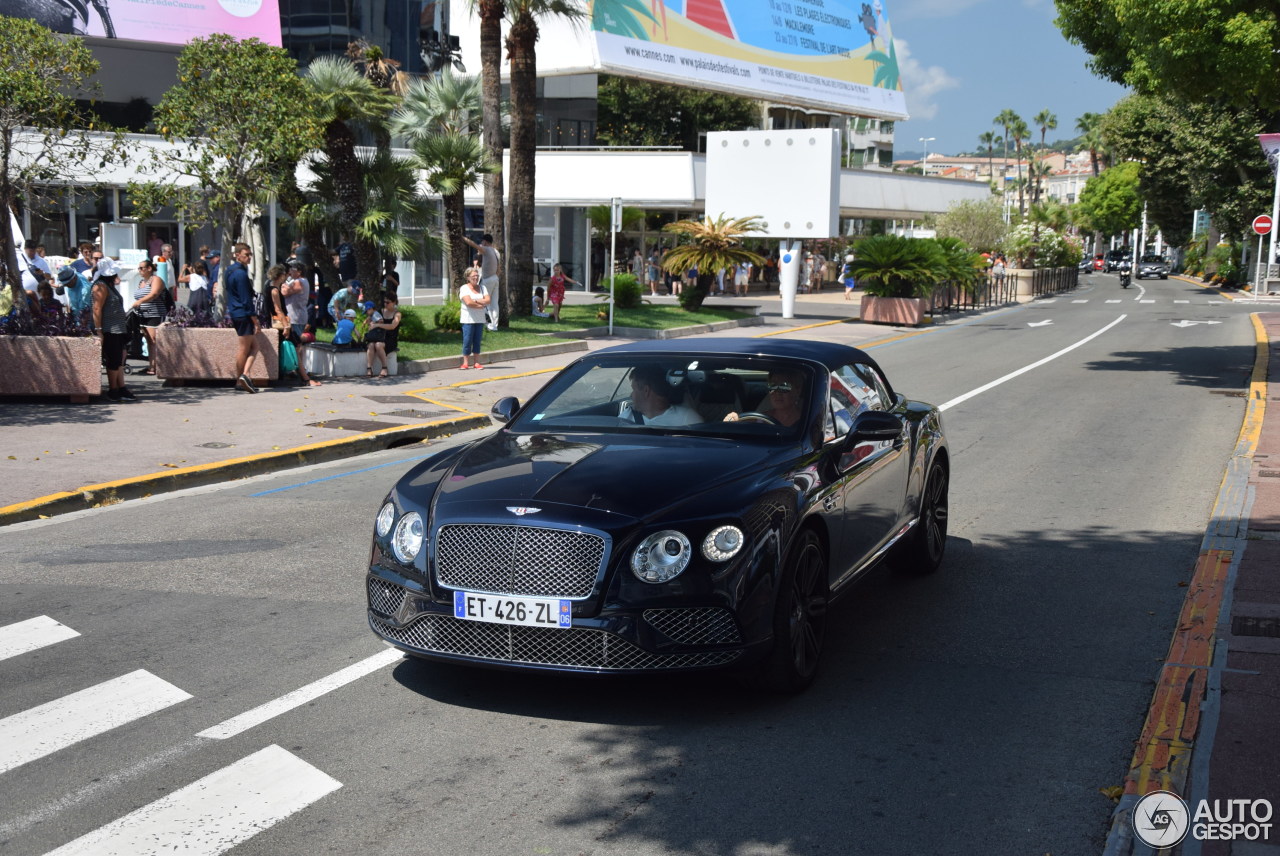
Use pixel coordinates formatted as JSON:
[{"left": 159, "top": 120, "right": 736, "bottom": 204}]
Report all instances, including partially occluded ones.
[
  {"left": 367, "top": 577, "right": 405, "bottom": 616},
  {"left": 643, "top": 608, "right": 742, "bottom": 645},
  {"left": 370, "top": 616, "right": 740, "bottom": 671},
  {"left": 436, "top": 524, "right": 606, "bottom": 598}
]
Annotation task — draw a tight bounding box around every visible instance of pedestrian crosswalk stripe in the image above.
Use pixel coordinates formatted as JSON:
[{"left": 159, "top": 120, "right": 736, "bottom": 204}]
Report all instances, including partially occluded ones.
[
  {"left": 1140, "top": 300, "right": 1155, "bottom": 304},
  {"left": 1106, "top": 300, "right": 1122, "bottom": 304},
  {"left": 0, "top": 616, "right": 79, "bottom": 662},
  {"left": 1209, "top": 301, "right": 1224, "bottom": 304},
  {"left": 1039, "top": 299, "right": 1057, "bottom": 304},
  {"left": 1175, "top": 300, "right": 1190, "bottom": 303},
  {"left": 0, "top": 670, "right": 191, "bottom": 775},
  {"left": 1072, "top": 299, "right": 1088, "bottom": 303},
  {"left": 44, "top": 745, "right": 341, "bottom": 856}
]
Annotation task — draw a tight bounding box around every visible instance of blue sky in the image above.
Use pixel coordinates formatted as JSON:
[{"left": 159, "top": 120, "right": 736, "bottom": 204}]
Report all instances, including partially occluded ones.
[{"left": 888, "top": 0, "right": 1129, "bottom": 157}]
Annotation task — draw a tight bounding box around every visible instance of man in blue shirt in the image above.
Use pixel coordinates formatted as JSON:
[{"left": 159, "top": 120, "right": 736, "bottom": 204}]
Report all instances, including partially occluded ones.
[
  {"left": 55, "top": 266, "right": 94, "bottom": 325},
  {"left": 226, "top": 242, "right": 261, "bottom": 393}
]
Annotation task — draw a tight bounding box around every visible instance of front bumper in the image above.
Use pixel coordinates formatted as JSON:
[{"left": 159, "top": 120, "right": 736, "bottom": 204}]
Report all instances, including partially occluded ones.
[{"left": 367, "top": 570, "right": 753, "bottom": 674}]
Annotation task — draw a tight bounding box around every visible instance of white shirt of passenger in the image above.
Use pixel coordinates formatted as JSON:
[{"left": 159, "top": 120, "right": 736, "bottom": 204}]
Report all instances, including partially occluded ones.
[{"left": 644, "top": 403, "right": 701, "bottom": 426}]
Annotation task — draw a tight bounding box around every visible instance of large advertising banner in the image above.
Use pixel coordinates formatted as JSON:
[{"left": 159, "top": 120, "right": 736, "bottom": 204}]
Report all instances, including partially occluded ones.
[
  {"left": 5, "top": 0, "right": 282, "bottom": 47},
  {"left": 591, "top": 0, "right": 908, "bottom": 118}
]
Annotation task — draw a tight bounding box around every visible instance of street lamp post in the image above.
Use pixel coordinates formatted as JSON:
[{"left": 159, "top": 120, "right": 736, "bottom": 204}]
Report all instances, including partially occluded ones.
[{"left": 918, "top": 137, "right": 935, "bottom": 175}]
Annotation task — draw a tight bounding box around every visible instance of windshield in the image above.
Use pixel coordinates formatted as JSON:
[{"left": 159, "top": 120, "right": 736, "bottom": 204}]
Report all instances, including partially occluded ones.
[
  {"left": 508, "top": 354, "right": 821, "bottom": 441},
  {"left": 1141, "top": 255, "right": 1165, "bottom": 263}
]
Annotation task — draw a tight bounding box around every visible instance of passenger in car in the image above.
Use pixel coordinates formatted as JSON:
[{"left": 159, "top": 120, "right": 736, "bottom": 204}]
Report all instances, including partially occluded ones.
[{"left": 623, "top": 365, "right": 701, "bottom": 426}]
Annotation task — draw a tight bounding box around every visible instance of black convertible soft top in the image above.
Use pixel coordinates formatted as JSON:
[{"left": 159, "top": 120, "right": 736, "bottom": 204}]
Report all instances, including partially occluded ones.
[{"left": 592, "top": 337, "right": 880, "bottom": 373}]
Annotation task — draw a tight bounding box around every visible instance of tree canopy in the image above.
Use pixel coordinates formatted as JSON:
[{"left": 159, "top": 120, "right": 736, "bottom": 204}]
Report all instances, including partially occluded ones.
[
  {"left": 1055, "top": 0, "right": 1280, "bottom": 111},
  {"left": 129, "top": 35, "right": 322, "bottom": 290},
  {"left": 597, "top": 76, "right": 759, "bottom": 150},
  {"left": 1076, "top": 160, "right": 1142, "bottom": 238}
]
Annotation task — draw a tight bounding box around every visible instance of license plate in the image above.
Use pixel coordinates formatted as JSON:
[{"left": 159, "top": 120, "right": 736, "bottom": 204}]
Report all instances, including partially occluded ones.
[{"left": 453, "top": 591, "right": 572, "bottom": 629}]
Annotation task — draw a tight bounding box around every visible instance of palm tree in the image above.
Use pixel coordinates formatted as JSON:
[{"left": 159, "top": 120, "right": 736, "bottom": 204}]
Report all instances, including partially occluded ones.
[
  {"left": 1075, "top": 111, "right": 1104, "bottom": 177},
  {"left": 472, "top": 0, "right": 506, "bottom": 324},
  {"left": 1033, "top": 109, "right": 1057, "bottom": 203},
  {"left": 304, "top": 56, "right": 397, "bottom": 297},
  {"left": 390, "top": 71, "right": 499, "bottom": 294},
  {"left": 993, "top": 109, "right": 1020, "bottom": 214},
  {"left": 978, "top": 131, "right": 1000, "bottom": 184},
  {"left": 1028, "top": 159, "right": 1054, "bottom": 205},
  {"left": 661, "top": 214, "right": 767, "bottom": 310},
  {"left": 506, "top": 0, "right": 584, "bottom": 323},
  {"left": 587, "top": 203, "right": 644, "bottom": 284},
  {"left": 1009, "top": 118, "right": 1030, "bottom": 217}
]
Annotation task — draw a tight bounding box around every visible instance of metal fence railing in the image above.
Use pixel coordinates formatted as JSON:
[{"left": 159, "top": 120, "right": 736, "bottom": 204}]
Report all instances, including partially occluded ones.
[
  {"left": 1027, "top": 266, "right": 1078, "bottom": 298},
  {"left": 927, "top": 271, "right": 1020, "bottom": 316}
]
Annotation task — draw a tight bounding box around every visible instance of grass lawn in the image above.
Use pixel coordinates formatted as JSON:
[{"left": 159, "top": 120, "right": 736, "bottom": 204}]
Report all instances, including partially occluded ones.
[{"left": 314, "top": 302, "right": 754, "bottom": 361}]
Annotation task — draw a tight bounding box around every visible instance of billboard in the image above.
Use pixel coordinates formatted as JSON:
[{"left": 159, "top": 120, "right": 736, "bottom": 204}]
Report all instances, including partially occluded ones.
[
  {"left": 591, "top": 0, "right": 908, "bottom": 118},
  {"left": 7, "top": 0, "right": 281, "bottom": 47}
]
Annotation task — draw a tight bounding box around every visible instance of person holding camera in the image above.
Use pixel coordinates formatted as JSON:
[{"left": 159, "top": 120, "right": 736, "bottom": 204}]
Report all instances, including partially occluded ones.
[
  {"left": 19, "top": 240, "right": 52, "bottom": 296},
  {"left": 179, "top": 260, "right": 211, "bottom": 313}
]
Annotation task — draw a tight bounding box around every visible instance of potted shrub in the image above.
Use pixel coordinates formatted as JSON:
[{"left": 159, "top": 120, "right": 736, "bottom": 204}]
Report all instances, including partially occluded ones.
[
  {"left": 0, "top": 306, "right": 100, "bottom": 402},
  {"left": 848, "top": 234, "right": 944, "bottom": 326},
  {"left": 155, "top": 305, "right": 278, "bottom": 386}
]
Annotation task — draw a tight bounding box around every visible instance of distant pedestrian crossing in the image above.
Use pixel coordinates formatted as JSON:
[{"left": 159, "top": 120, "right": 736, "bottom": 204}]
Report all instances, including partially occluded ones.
[
  {"left": 1036, "top": 298, "right": 1228, "bottom": 305},
  {"left": 0, "top": 615, "right": 346, "bottom": 855}
]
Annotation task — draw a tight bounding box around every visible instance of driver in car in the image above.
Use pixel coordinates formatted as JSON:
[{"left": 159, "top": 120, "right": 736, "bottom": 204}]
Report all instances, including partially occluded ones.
[
  {"left": 620, "top": 365, "right": 701, "bottom": 426},
  {"left": 725, "top": 369, "right": 806, "bottom": 427}
]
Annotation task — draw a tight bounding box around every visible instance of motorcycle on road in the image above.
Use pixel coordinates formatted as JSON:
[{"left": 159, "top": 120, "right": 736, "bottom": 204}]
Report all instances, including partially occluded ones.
[{"left": 1118, "top": 261, "right": 1131, "bottom": 289}]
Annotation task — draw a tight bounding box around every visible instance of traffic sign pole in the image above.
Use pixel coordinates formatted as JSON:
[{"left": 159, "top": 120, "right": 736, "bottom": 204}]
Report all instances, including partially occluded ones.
[{"left": 1253, "top": 214, "right": 1274, "bottom": 293}]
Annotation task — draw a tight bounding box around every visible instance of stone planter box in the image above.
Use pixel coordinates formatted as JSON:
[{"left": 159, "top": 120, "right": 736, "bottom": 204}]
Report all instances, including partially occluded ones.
[
  {"left": 859, "top": 295, "right": 927, "bottom": 327},
  {"left": 304, "top": 342, "right": 397, "bottom": 378},
  {"left": 155, "top": 325, "right": 278, "bottom": 385},
  {"left": 0, "top": 335, "right": 101, "bottom": 402}
]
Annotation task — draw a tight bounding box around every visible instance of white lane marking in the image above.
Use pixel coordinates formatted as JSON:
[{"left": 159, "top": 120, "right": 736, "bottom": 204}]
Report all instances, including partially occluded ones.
[
  {"left": 1209, "top": 301, "right": 1224, "bottom": 305},
  {"left": 44, "top": 745, "right": 341, "bottom": 856},
  {"left": 1140, "top": 300, "right": 1155, "bottom": 304},
  {"left": 1175, "top": 300, "right": 1190, "bottom": 304},
  {"left": 1072, "top": 299, "right": 1088, "bottom": 303},
  {"left": 0, "top": 670, "right": 191, "bottom": 775},
  {"left": 1172, "top": 320, "right": 1223, "bottom": 328},
  {"left": 1027, "top": 320, "right": 1053, "bottom": 327},
  {"left": 0, "top": 616, "right": 80, "bottom": 662},
  {"left": 1106, "top": 299, "right": 1122, "bottom": 304},
  {"left": 940, "top": 315, "right": 1127, "bottom": 412},
  {"left": 196, "top": 647, "right": 402, "bottom": 740},
  {"left": 1038, "top": 299, "right": 1057, "bottom": 304}
]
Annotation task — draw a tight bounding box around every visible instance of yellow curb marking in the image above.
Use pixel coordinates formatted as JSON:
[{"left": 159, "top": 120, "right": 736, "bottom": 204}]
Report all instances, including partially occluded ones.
[
  {"left": 754, "top": 318, "right": 846, "bottom": 337},
  {"left": 1122, "top": 312, "right": 1270, "bottom": 798},
  {"left": 1173, "top": 274, "right": 1236, "bottom": 301}
]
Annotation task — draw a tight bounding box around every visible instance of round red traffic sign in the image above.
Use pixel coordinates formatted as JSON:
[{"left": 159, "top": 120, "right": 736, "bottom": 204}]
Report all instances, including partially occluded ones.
[{"left": 1253, "top": 215, "right": 1273, "bottom": 235}]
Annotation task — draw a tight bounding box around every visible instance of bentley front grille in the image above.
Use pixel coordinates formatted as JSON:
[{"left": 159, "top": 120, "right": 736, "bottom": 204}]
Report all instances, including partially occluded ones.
[
  {"left": 367, "top": 577, "right": 406, "bottom": 616},
  {"left": 642, "top": 608, "right": 742, "bottom": 645},
  {"left": 370, "top": 615, "right": 740, "bottom": 671},
  {"left": 435, "top": 524, "right": 606, "bottom": 599}
]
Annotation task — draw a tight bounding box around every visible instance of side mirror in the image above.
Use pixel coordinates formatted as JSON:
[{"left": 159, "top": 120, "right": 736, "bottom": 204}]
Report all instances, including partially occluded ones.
[
  {"left": 849, "top": 411, "right": 902, "bottom": 442},
  {"left": 490, "top": 396, "right": 520, "bottom": 424}
]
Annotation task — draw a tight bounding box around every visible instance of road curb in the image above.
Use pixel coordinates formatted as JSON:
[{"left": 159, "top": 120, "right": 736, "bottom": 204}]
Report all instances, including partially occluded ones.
[
  {"left": 1101, "top": 312, "right": 1271, "bottom": 854},
  {"left": 397, "top": 338, "right": 589, "bottom": 375},
  {"left": 0, "top": 412, "right": 489, "bottom": 526}
]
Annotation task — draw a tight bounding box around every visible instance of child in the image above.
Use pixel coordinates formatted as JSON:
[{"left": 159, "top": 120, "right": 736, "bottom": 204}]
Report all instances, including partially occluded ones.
[
  {"left": 532, "top": 286, "right": 551, "bottom": 318},
  {"left": 333, "top": 308, "right": 357, "bottom": 345}
]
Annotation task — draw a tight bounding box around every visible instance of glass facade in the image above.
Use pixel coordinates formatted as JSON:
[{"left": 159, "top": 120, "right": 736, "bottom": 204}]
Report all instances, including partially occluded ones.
[{"left": 279, "top": 0, "right": 430, "bottom": 75}]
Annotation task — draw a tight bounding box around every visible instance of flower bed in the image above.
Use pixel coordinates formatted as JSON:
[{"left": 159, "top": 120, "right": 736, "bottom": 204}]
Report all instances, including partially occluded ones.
[
  {"left": 155, "top": 325, "right": 278, "bottom": 385},
  {"left": 0, "top": 335, "right": 101, "bottom": 402}
]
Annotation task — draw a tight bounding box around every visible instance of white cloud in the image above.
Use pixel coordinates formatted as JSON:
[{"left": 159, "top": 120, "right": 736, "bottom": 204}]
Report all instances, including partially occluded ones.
[{"left": 895, "top": 37, "right": 959, "bottom": 121}]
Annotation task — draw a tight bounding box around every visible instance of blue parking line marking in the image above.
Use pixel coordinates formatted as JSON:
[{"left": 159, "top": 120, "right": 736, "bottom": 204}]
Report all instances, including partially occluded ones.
[{"left": 249, "top": 453, "right": 434, "bottom": 496}]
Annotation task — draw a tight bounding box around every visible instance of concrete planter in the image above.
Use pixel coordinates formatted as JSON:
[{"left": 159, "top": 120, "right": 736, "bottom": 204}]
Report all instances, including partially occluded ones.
[
  {"left": 155, "top": 325, "right": 278, "bottom": 385},
  {"left": 304, "top": 343, "right": 397, "bottom": 378},
  {"left": 859, "top": 295, "right": 927, "bottom": 327},
  {"left": 0, "top": 335, "right": 101, "bottom": 402}
]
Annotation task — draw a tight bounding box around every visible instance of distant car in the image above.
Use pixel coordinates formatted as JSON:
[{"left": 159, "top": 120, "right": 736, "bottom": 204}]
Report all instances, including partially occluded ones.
[
  {"left": 365, "top": 339, "right": 950, "bottom": 692},
  {"left": 1092, "top": 255, "right": 1105, "bottom": 271},
  {"left": 1104, "top": 249, "right": 1133, "bottom": 272},
  {"left": 1078, "top": 255, "right": 1093, "bottom": 273},
  {"left": 1136, "top": 255, "right": 1170, "bottom": 280}
]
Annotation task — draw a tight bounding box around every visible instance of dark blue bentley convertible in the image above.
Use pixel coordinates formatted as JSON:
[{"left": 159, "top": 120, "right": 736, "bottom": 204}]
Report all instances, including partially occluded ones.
[{"left": 366, "top": 338, "right": 948, "bottom": 691}]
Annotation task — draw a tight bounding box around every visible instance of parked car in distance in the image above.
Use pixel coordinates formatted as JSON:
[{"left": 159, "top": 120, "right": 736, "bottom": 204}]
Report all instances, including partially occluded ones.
[
  {"left": 364, "top": 339, "right": 950, "bottom": 692},
  {"left": 1092, "top": 255, "right": 1105, "bottom": 271},
  {"left": 1136, "top": 255, "right": 1170, "bottom": 280},
  {"left": 1104, "top": 249, "right": 1133, "bottom": 272},
  {"left": 1078, "top": 255, "right": 1093, "bottom": 274}
]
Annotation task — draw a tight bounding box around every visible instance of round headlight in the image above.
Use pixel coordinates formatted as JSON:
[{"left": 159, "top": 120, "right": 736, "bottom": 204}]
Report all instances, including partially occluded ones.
[
  {"left": 701, "top": 525, "right": 744, "bottom": 562},
  {"left": 375, "top": 502, "right": 396, "bottom": 537},
  {"left": 631, "top": 530, "right": 691, "bottom": 583},
  {"left": 391, "top": 512, "right": 425, "bottom": 564}
]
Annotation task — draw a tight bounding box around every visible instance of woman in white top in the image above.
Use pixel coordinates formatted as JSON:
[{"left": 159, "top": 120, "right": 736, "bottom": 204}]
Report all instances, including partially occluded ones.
[
  {"left": 180, "top": 260, "right": 210, "bottom": 313},
  {"left": 458, "top": 267, "right": 490, "bottom": 370}
]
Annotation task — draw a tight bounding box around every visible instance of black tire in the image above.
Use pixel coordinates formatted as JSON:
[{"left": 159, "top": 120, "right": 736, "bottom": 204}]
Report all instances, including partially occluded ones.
[
  {"left": 750, "top": 530, "right": 828, "bottom": 693},
  {"left": 896, "top": 458, "right": 948, "bottom": 574}
]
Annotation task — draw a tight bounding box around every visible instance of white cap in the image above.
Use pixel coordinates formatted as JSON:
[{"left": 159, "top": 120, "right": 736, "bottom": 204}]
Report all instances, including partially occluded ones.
[
  {"left": 93, "top": 258, "right": 119, "bottom": 280},
  {"left": 343, "top": 308, "right": 356, "bottom": 319}
]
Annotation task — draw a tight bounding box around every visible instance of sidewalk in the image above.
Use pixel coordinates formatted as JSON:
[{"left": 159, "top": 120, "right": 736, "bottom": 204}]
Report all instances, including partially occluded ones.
[{"left": 0, "top": 289, "right": 873, "bottom": 521}]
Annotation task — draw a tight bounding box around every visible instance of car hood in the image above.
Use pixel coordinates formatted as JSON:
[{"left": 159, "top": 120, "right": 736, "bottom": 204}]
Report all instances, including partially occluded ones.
[{"left": 430, "top": 431, "right": 782, "bottom": 522}]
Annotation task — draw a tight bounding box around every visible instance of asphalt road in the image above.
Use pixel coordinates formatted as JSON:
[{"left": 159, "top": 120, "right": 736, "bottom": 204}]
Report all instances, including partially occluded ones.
[{"left": 0, "top": 274, "right": 1259, "bottom": 856}]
